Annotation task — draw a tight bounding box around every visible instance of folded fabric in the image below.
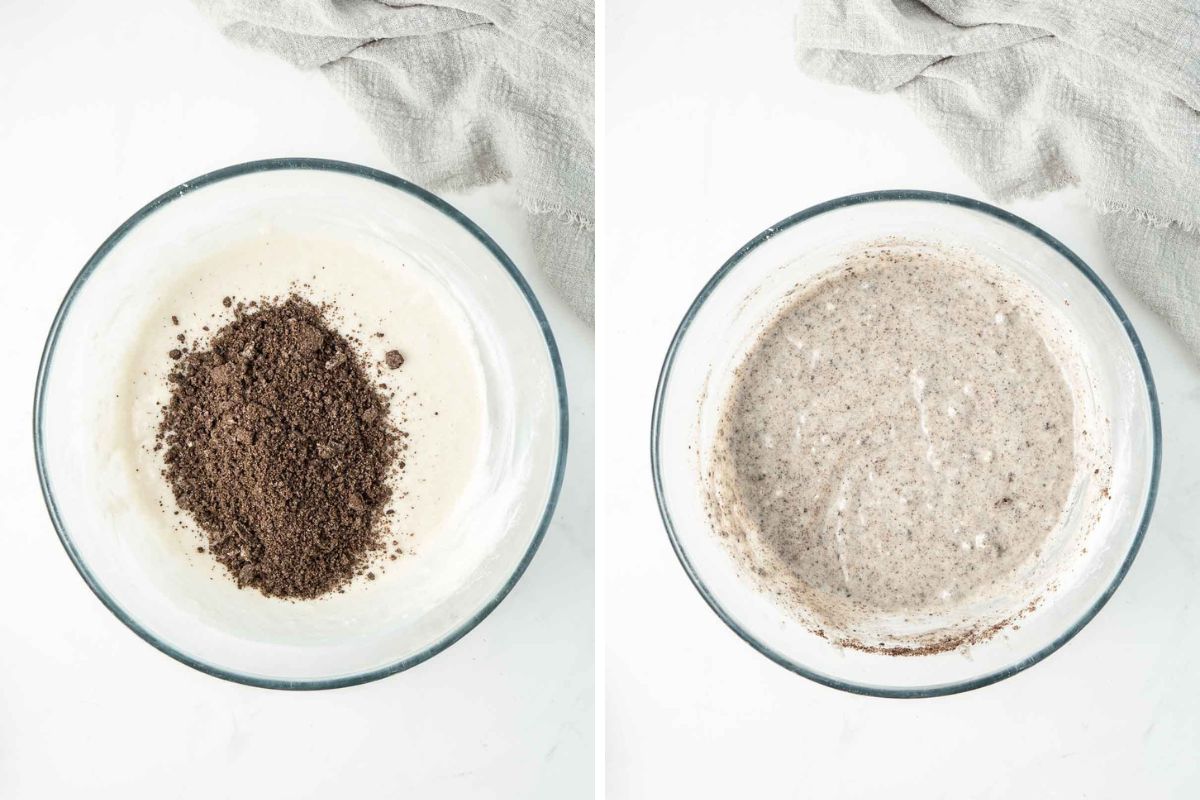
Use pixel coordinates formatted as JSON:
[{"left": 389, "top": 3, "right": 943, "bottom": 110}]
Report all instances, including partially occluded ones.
[
  {"left": 796, "top": 0, "right": 1200, "bottom": 356},
  {"left": 196, "top": 0, "right": 595, "bottom": 324}
]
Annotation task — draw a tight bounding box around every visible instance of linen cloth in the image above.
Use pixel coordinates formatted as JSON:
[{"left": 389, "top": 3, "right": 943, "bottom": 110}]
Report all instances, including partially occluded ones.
[
  {"left": 196, "top": 0, "right": 595, "bottom": 323},
  {"left": 796, "top": 0, "right": 1200, "bottom": 355}
]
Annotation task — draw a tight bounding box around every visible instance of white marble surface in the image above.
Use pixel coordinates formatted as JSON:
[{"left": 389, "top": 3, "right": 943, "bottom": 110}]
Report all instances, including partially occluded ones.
[
  {"left": 0, "top": 2, "right": 593, "bottom": 797},
  {"left": 604, "top": 0, "right": 1200, "bottom": 797}
]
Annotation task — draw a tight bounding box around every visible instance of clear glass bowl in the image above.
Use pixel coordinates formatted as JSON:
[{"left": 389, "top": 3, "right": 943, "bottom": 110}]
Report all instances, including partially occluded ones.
[
  {"left": 652, "top": 191, "right": 1159, "bottom": 697},
  {"left": 35, "top": 159, "right": 567, "bottom": 689}
]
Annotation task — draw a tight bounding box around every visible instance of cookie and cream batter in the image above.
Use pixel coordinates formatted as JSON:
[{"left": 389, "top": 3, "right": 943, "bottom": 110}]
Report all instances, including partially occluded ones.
[{"left": 709, "top": 242, "right": 1084, "bottom": 631}]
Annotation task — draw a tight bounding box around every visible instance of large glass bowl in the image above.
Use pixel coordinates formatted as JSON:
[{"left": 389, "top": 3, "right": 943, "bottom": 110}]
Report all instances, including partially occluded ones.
[
  {"left": 35, "top": 159, "right": 567, "bottom": 689},
  {"left": 652, "top": 191, "right": 1159, "bottom": 697}
]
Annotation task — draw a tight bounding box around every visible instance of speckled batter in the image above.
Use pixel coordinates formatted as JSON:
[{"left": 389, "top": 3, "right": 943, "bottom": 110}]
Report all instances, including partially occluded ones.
[{"left": 710, "top": 243, "right": 1079, "bottom": 623}]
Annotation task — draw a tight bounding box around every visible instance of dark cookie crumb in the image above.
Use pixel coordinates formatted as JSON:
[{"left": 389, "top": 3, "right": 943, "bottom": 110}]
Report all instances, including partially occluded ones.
[
  {"left": 385, "top": 350, "right": 404, "bottom": 370},
  {"left": 157, "top": 295, "right": 405, "bottom": 599}
]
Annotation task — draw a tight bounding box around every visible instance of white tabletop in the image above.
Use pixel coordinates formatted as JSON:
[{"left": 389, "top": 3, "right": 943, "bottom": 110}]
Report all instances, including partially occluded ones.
[
  {"left": 0, "top": 2, "right": 593, "bottom": 797},
  {"left": 605, "top": 0, "right": 1200, "bottom": 797}
]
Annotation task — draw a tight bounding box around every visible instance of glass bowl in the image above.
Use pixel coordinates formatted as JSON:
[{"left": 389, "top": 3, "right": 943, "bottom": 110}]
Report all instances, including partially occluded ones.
[
  {"left": 35, "top": 159, "right": 567, "bottom": 689},
  {"left": 652, "top": 191, "right": 1159, "bottom": 697}
]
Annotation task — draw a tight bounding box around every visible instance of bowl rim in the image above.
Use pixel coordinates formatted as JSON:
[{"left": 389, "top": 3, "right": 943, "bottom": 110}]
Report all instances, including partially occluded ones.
[
  {"left": 33, "top": 157, "right": 569, "bottom": 690},
  {"left": 650, "top": 189, "right": 1161, "bottom": 699}
]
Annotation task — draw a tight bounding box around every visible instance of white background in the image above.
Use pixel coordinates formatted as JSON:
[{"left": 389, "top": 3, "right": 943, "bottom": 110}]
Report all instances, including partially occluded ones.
[
  {"left": 604, "top": 0, "right": 1200, "bottom": 797},
  {"left": 0, "top": 2, "right": 593, "bottom": 797}
]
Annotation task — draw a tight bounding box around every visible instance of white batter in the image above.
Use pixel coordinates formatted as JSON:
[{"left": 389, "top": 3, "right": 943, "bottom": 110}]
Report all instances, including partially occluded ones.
[{"left": 108, "top": 232, "right": 487, "bottom": 602}]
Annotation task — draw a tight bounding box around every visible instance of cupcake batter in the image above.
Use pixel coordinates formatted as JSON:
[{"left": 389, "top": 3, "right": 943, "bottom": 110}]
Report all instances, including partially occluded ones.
[{"left": 709, "top": 243, "right": 1079, "bottom": 622}]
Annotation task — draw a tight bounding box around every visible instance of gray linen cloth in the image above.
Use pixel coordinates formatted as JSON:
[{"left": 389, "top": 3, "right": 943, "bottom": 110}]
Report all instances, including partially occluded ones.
[
  {"left": 796, "top": 0, "right": 1200, "bottom": 356},
  {"left": 195, "top": 0, "right": 595, "bottom": 324}
]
